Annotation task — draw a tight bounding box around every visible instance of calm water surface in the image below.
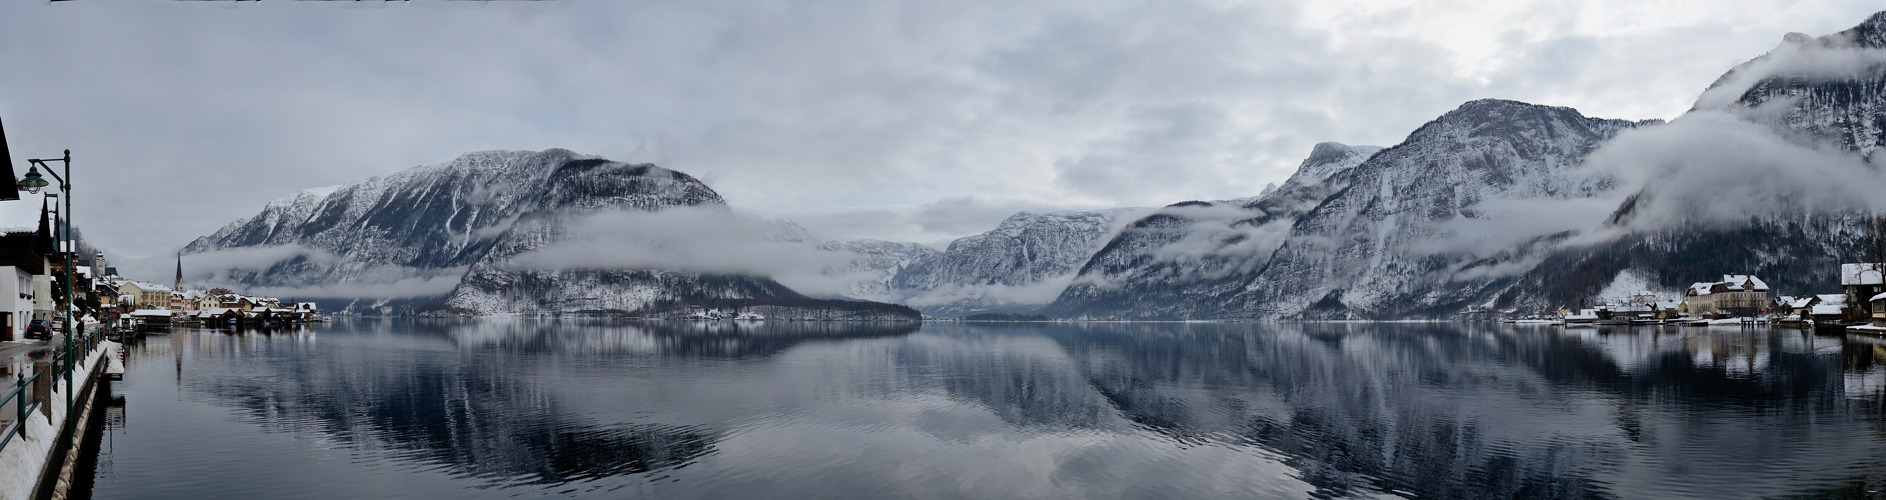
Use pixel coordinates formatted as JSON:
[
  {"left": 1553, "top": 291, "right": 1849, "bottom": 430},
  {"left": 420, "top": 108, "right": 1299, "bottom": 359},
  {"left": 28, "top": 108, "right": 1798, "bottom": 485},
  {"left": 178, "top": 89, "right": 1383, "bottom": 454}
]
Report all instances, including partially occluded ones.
[{"left": 79, "top": 320, "right": 1886, "bottom": 499}]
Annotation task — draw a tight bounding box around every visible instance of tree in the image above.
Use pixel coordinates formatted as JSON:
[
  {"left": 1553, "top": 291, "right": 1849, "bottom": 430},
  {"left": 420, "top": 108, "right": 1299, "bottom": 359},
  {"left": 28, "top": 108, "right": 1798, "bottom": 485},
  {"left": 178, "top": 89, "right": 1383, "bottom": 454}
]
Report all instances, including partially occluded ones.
[
  {"left": 50, "top": 272, "right": 103, "bottom": 321},
  {"left": 1869, "top": 215, "right": 1886, "bottom": 269}
]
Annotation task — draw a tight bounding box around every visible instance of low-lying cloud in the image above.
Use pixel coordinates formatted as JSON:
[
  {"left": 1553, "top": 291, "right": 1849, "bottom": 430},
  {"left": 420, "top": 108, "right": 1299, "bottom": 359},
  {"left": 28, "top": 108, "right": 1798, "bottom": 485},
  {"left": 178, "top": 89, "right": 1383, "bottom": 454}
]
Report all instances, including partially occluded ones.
[
  {"left": 150, "top": 245, "right": 469, "bottom": 298},
  {"left": 1410, "top": 197, "right": 1620, "bottom": 259},
  {"left": 899, "top": 275, "right": 1078, "bottom": 310},
  {"left": 1693, "top": 39, "right": 1886, "bottom": 110},
  {"left": 506, "top": 206, "right": 864, "bottom": 297},
  {"left": 1582, "top": 108, "right": 1886, "bottom": 233},
  {"left": 241, "top": 269, "right": 466, "bottom": 299}
]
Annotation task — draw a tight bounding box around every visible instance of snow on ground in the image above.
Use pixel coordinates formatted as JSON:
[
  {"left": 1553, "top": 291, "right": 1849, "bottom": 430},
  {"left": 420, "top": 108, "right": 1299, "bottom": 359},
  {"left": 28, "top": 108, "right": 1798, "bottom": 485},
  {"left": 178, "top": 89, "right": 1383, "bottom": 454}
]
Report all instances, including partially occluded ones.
[
  {"left": 1596, "top": 268, "right": 1659, "bottom": 303},
  {"left": 0, "top": 340, "right": 117, "bottom": 499}
]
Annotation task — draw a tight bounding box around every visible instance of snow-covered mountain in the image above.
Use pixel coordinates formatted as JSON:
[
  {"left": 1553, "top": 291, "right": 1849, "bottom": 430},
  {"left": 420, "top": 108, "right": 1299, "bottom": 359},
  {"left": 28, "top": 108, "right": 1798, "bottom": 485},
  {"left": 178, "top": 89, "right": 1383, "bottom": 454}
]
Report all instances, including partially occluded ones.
[
  {"left": 442, "top": 160, "right": 800, "bottom": 315},
  {"left": 818, "top": 239, "right": 942, "bottom": 302},
  {"left": 1053, "top": 10, "right": 1886, "bottom": 319},
  {"left": 184, "top": 149, "right": 593, "bottom": 297},
  {"left": 888, "top": 209, "right": 1136, "bottom": 316},
  {"left": 1052, "top": 100, "right": 1646, "bottom": 319},
  {"left": 186, "top": 11, "right": 1886, "bottom": 321},
  {"left": 1048, "top": 142, "right": 1379, "bottom": 318},
  {"left": 186, "top": 151, "right": 918, "bottom": 319},
  {"left": 1496, "top": 11, "right": 1886, "bottom": 311},
  {"left": 1225, "top": 100, "right": 1647, "bottom": 319}
]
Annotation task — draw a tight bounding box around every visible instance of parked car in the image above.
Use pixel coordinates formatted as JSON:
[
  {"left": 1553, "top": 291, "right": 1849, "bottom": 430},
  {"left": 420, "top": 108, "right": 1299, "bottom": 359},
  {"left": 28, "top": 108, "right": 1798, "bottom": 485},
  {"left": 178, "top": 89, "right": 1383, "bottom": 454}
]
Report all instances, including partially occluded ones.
[{"left": 25, "top": 320, "right": 49, "bottom": 340}]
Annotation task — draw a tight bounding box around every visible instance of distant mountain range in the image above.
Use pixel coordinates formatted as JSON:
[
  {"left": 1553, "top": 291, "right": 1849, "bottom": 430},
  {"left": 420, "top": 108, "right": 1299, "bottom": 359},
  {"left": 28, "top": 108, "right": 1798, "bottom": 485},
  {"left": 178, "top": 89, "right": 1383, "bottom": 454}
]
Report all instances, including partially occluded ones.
[{"left": 184, "top": 10, "right": 1886, "bottom": 319}]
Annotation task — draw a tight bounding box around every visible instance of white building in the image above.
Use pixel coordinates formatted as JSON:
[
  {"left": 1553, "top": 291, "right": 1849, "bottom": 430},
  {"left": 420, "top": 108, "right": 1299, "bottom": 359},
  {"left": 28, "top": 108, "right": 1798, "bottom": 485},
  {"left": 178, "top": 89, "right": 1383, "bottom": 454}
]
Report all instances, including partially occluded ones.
[{"left": 0, "top": 192, "right": 53, "bottom": 339}]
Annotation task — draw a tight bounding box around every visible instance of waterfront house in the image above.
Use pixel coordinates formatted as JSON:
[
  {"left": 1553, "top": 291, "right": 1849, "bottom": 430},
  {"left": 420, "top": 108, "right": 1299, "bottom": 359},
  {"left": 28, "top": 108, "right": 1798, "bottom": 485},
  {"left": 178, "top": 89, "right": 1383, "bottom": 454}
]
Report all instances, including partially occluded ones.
[
  {"left": 1813, "top": 294, "right": 1848, "bottom": 323},
  {"left": 1782, "top": 296, "right": 1819, "bottom": 320},
  {"left": 217, "top": 294, "right": 255, "bottom": 310},
  {"left": 1841, "top": 263, "right": 1884, "bottom": 322},
  {"left": 194, "top": 292, "right": 219, "bottom": 311},
  {"left": 1683, "top": 275, "right": 1770, "bottom": 318},
  {"left": 1654, "top": 299, "right": 1684, "bottom": 319},
  {"left": 116, "top": 281, "right": 174, "bottom": 310},
  {"left": 207, "top": 307, "right": 242, "bottom": 325}
]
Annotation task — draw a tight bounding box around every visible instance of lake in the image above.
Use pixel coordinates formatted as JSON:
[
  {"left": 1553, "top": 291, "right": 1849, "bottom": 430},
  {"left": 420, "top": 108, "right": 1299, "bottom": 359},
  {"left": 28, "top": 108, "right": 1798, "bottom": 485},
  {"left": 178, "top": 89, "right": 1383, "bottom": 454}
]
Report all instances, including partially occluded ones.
[{"left": 77, "top": 320, "right": 1886, "bottom": 499}]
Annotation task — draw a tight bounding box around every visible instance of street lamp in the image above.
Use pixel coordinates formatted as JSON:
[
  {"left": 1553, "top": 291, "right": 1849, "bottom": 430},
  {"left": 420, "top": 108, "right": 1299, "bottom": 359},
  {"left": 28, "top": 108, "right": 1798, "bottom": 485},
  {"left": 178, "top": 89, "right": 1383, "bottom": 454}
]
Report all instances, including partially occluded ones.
[
  {"left": 22, "top": 150, "right": 73, "bottom": 417},
  {"left": 17, "top": 165, "right": 47, "bottom": 194}
]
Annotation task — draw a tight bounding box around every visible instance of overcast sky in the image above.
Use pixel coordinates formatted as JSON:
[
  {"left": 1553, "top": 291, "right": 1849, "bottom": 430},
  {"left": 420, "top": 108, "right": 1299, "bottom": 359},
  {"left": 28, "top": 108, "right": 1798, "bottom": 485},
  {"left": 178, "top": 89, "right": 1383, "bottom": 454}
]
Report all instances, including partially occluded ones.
[{"left": 2, "top": 0, "right": 1881, "bottom": 269}]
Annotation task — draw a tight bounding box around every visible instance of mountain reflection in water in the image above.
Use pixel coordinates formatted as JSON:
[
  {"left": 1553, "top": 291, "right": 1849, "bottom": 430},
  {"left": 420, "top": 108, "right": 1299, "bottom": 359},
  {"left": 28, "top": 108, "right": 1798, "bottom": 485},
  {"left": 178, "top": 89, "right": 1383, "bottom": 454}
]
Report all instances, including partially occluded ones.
[{"left": 85, "top": 321, "right": 1886, "bottom": 499}]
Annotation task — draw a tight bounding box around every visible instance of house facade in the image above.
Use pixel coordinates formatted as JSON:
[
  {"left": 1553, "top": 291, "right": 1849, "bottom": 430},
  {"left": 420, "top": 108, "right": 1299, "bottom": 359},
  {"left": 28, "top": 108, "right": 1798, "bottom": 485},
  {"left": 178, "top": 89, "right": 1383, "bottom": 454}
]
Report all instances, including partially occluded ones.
[
  {"left": 0, "top": 193, "right": 53, "bottom": 339},
  {"left": 115, "top": 281, "right": 176, "bottom": 310},
  {"left": 1683, "top": 274, "right": 1770, "bottom": 318},
  {"left": 1842, "top": 263, "right": 1884, "bottom": 322}
]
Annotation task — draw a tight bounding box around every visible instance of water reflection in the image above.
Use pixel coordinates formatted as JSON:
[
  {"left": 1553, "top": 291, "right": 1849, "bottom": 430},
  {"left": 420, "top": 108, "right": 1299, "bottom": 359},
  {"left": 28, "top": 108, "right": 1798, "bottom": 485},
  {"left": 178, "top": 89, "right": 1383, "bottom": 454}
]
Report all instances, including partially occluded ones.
[{"left": 87, "top": 321, "right": 1886, "bottom": 499}]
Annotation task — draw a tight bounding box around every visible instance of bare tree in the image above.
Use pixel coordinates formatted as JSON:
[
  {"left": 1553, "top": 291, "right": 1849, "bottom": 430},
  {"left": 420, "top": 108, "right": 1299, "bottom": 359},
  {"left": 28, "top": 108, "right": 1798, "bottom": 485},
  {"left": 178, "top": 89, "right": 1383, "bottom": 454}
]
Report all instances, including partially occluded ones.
[{"left": 1871, "top": 215, "right": 1886, "bottom": 271}]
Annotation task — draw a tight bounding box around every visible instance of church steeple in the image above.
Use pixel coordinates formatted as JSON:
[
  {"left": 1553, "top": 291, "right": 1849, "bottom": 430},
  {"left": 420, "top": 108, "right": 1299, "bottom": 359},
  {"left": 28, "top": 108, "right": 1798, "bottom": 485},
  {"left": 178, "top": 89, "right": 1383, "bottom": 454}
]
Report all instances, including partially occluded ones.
[{"left": 174, "top": 253, "right": 183, "bottom": 291}]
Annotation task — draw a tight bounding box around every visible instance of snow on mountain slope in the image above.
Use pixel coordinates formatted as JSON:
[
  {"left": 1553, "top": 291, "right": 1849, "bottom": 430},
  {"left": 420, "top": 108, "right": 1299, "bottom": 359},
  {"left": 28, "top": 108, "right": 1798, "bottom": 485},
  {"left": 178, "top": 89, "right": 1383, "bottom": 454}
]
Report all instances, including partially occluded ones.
[
  {"left": 1227, "top": 100, "right": 1644, "bottom": 319},
  {"left": 442, "top": 160, "right": 799, "bottom": 315},
  {"left": 1498, "top": 11, "right": 1886, "bottom": 312},
  {"left": 889, "top": 209, "right": 1138, "bottom": 316},
  {"left": 819, "top": 239, "right": 942, "bottom": 302},
  {"left": 1046, "top": 142, "right": 1378, "bottom": 319},
  {"left": 183, "top": 149, "right": 594, "bottom": 297},
  {"left": 186, "top": 150, "right": 919, "bottom": 318}
]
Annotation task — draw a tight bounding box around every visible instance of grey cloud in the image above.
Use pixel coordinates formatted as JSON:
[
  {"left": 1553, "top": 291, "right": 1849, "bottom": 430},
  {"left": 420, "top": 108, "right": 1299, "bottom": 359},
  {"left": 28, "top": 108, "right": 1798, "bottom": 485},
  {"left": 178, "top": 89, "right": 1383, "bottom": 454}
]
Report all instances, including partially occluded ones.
[
  {"left": 116, "top": 246, "right": 465, "bottom": 298},
  {"left": 1583, "top": 109, "right": 1886, "bottom": 232},
  {"left": 780, "top": 196, "right": 1095, "bottom": 248},
  {"left": 241, "top": 273, "right": 465, "bottom": 300},
  {"left": 1409, "top": 197, "right": 1621, "bottom": 258},
  {"left": 4, "top": 0, "right": 1882, "bottom": 272},
  {"left": 1694, "top": 44, "right": 1886, "bottom": 110},
  {"left": 899, "top": 276, "right": 1077, "bottom": 310},
  {"left": 506, "top": 206, "right": 862, "bottom": 296}
]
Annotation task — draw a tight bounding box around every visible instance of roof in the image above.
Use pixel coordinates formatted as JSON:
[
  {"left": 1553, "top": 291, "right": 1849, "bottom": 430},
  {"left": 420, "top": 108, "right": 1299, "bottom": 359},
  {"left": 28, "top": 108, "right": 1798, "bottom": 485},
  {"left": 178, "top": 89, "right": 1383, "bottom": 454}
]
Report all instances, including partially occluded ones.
[
  {"left": 1784, "top": 296, "right": 1819, "bottom": 308},
  {"left": 124, "top": 281, "right": 172, "bottom": 293},
  {"left": 0, "top": 191, "right": 47, "bottom": 234},
  {"left": 1873, "top": 292, "right": 1886, "bottom": 303},
  {"left": 1818, "top": 294, "right": 1848, "bottom": 306},
  {"left": 0, "top": 117, "right": 22, "bottom": 202},
  {"left": 1843, "top": 264, "right": 1885, "bottom": 286},
  {"left": 129, "top": 309, "right": 172, "bottom": 317},
  {"left": 1813, "top": 304, "right": 1846, "bottom": 315},
  {"left": 1689, "top": 282, "right": 1714, "bottom": 296},
  {"left": 1722, "top": 274, "right": 1768, "bottom": 291}
]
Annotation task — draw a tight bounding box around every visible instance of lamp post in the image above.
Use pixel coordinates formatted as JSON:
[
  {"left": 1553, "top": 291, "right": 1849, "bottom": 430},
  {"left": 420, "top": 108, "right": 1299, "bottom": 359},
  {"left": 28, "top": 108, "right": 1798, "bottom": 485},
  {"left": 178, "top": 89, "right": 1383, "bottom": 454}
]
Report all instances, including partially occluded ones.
[{"left": 19, "top": 150, "right": 72, "bottom": 416}]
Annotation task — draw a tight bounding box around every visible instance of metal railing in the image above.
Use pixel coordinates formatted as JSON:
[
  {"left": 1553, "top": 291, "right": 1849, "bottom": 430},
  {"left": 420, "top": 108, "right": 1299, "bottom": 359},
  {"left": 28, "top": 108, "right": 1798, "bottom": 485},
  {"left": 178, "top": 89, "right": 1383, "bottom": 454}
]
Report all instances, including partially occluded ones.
[
  {"left": 0, "top": 370, "right": 44, "bottom": 450},
  {"left": 0, "top": 325, "right": 107, "bottom": 452}
]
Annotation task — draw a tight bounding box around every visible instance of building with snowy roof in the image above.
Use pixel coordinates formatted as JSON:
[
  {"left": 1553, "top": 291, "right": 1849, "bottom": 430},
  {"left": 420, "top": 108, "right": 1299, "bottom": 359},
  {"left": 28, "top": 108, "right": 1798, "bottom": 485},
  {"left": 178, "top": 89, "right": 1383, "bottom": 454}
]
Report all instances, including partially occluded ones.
[
  {"left": 1682, "top": 274, "right": 1771, "bottom": 318},
  {"left": 1842, "top": 263, "right": 1885, "bottom": 322},
  {"left": 117, "top": 281, "right": 175, "bottom": 310},
  {"left": 0, "top": 189, "right": 52, "bottom": 340}
]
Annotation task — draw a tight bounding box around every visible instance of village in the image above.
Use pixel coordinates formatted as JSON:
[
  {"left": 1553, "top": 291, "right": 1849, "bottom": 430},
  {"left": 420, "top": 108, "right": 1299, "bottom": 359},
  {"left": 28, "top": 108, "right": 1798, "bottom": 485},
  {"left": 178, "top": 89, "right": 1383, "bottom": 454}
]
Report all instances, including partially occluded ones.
[
  {"left": 109, "top": 269, "right": 323, "bottom": 332},
  {"left": 1510, "top": 264, "right": 1886, "bottom": 332},
  {"left": 0, "top": 186, "right": 322, "bottom": 341}
]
